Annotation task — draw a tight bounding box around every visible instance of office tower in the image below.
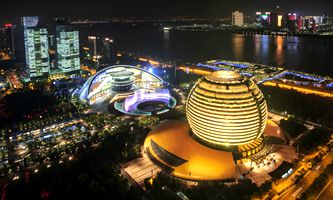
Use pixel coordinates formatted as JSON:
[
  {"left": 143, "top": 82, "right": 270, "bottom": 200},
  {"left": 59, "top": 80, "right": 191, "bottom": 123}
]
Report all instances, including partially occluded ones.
[
  {"left": 22, "top": 16, "right": 50, "bottom": 79},
  {"left": 232, "top": 11, "right": 244, "bottom": 26},
  {"left": 269, "top": 12, "right": 285, "bottom": 29},
  {"left": 0, "top": 24, "right": 15, "bottom": 61},
  {"left": 100, "top": 37, "right": 116, "bottom": 67},
  {"left": 312, "top": 16, "right": 324, "bottom": 24},
  {"left": 22, "top": 16, "right": 39, "bottom": 28},
  {"left": 287, "top": 13, "right": 297, "bottom": 32},
  {"left": 56, "top": 18, "right": 80, "bottom": 75},
  {"left": 297, "top": 16, "right": 304, "bottom": 32},
  {"left": 255, "top": 12, "right": 271, "bottom": 27},
  {"left": 277, "top": 14, "right": 284, "bottom": 27},
  {"left": 88, "top": 36, "right": 97, "bottom": 60},
  {"left": 304, "top": 16, "right": 319, "bottom": 32},
  {"left": 324, "top": 16, "right": 333, "bottom": 24}
]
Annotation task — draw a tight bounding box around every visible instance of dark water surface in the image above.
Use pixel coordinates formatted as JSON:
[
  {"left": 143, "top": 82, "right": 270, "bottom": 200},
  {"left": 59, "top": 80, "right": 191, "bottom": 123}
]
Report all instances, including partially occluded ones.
[{"left": 79, "top": 25, "right": 333, "bottom": 76}]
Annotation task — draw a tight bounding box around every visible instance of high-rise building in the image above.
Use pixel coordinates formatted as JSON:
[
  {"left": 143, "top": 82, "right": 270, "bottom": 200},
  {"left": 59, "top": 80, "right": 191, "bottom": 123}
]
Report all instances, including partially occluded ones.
[
  {"left": 287, "top": 13, "right": 298, "bottom": 32},
  {"left": 88, "top": 36, "right": 97, "bottom": 60},
  {"left": 324, "top": 16, "right": 333, "bottom": 25},
  {"left": 0, "top": 24, "right": 15, "bottom": 61},
  {"left": 303, "top": 16, "right": 319, "bottom": 32},
  {"left": 277, "top": 14, "right": 284, "bottom": 27},
  {"left": 22, "top": 16, "right": 39, "bottom": 28},
  {"left": 256, "top": 12, "right": 271, "bottom": 27},
  {"left": 269, "top": 12, "right": 285, "bottom": 29},
  {"left": 100, "top": 37, "right": 116, "bottom": 67},
  {"left": 232, "top": 11, "right": 244, "bottom": 26},
  {"left": 297, "top": 16, "right": 304, "bottom": 32},
  {"left": 312, "top": 16, "right": 324, "bottom": 24},
  {"left": 56, "top": 18, "right": 80, "bottom": 75},
  {"left": 22, "top": 16, "right": 50, "bottom": 79}
]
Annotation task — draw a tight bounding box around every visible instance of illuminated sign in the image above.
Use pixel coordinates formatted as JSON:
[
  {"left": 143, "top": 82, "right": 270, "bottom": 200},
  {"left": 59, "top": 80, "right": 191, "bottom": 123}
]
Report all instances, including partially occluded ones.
[
  {"left": 4, "top": 23, "right": 13, "bottom": 27},
  {"left": 278, "top": 15, "right": 283, "bottom": 27},
  {"left": 262, "top": 15, "right": 268, "bottom": 20}
]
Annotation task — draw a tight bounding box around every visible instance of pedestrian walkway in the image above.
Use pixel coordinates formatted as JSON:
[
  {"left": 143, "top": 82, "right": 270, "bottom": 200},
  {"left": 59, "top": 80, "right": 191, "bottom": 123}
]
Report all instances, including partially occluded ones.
[{"left": 123, "top": 148, "right": 161, "bottom": 186}]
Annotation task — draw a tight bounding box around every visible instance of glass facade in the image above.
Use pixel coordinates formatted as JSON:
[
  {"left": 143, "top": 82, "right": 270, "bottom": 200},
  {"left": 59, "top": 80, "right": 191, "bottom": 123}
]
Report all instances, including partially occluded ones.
[
  {"left": 21, "top": 16, "right": 39, "bottom": 28},
  {"left": 150, "top": 139, "right": 187, "bottom": 167},
  {"left": 24, "top": 27, "right": 50, "bottom": 78},
  {"left": 56, "top": 30, "right": 80, "bottom": 74}
]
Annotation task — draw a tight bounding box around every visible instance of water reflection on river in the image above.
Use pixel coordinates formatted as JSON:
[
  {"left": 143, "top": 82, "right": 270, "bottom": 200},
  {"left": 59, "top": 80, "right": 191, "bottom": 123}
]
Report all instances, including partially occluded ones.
[{"left": 79, "top": 26, "right": 333, "bottom": 76}]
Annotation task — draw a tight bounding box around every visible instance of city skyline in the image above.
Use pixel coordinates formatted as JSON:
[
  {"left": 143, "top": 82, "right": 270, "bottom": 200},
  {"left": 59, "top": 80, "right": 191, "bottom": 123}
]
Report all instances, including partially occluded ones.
[
  {"left": 1, "top": 0, "right": 333, "bottom": 24},
  {"left": 1, "top": 1, "right": 333, "bottom": 199}
]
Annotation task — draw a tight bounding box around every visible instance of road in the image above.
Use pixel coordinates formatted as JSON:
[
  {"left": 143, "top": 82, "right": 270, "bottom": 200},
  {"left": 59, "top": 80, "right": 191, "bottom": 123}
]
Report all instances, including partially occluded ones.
[
  {"left": 263, "top": 81, "right": 333, "bottom": 98},
  {"left": 278, "top": 150, "right": 333, "bottom": 200},
  {"left": 315, "top": 177, "right": 333, "bottom": 200}
]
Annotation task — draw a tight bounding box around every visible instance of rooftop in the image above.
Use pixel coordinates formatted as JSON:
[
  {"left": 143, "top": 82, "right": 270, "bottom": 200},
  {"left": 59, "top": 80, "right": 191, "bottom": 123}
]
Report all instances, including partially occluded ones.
[{"left": 205, "top": 70, "right": 245, "bottom": 84}]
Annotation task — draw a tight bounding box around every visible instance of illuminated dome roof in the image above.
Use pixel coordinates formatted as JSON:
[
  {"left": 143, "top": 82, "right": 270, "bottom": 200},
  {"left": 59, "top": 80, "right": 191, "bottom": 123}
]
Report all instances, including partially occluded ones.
[
  {"left": 186, "top": 70, "right": 267, "bottom": 146},
  {"left": 205, "top": 70, "right": 245, "bottom": 83}
]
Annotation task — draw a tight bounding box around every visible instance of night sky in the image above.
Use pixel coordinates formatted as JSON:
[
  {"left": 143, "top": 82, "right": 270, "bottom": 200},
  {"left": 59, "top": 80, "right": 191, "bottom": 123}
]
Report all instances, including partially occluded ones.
[{"left": 0, "top": 0, "right": 333, "bottom": 24}]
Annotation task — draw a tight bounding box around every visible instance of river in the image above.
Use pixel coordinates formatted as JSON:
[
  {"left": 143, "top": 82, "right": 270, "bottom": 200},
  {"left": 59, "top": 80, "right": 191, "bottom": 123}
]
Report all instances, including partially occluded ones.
[{"left": 78, "top": 25, "right": 333, "bottom": 76}]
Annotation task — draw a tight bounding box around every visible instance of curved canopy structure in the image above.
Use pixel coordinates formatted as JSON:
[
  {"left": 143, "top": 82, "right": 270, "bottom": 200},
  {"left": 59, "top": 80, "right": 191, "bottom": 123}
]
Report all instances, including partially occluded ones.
[
  {"left": 78, "top": 65, "right": 165, "bottom": 104},
  {"left": 76, "top": 65, "right": 175, "bottom": 115}
]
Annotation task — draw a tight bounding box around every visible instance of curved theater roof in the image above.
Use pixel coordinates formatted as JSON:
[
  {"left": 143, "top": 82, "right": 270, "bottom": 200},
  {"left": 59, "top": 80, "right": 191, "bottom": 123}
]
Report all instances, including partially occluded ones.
[{"left": 78, "top": 65, "right": 164, "bottom": 103}]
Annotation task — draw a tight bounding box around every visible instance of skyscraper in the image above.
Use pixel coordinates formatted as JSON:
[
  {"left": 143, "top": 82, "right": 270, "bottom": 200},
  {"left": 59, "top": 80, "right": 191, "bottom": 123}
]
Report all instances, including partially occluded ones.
[
  {"left": 287, "top": 13, "right": 297, "bottom": 32},
  {"left": 56, "top": 18, "right": 80, "bottom": 76},
  {"left": 256, "top": 12, "right": 271, "bottom": 28},
  {"left": 100, "top": 37, "right": 116, "bottom": 67},
  {"left": 88, "top": 36, "right": 97, "bottom": 60},
  {"left": 232, "top": 11, "right": 244, "bottom": 26},
  {"left": 0, "top": 24, "right": 15, "bottom": 61},
  {"left": 22, "top": 16, "right": 50, "bottom": 79}
]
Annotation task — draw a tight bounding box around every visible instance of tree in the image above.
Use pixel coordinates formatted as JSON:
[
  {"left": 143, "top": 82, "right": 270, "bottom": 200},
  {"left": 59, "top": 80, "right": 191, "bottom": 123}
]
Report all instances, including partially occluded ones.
[
  {"left": 138, "top": 116, "right": 160, "bottom": 129},
  {"left": 296, "top": 128, "right": 332, "bottom": 153},
  {"left": 280, "top": 118, "right": 306, "bottom": 138}
]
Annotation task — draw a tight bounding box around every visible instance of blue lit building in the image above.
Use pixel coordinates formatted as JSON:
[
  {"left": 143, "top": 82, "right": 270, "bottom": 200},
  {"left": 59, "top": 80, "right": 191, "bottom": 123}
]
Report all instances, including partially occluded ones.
[{"left": 76, "top": 65, "right": 176, "bottom": 115}]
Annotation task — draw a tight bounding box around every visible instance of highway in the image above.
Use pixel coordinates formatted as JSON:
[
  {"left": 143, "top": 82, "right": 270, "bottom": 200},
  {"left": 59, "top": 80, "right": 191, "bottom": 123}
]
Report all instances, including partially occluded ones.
[
  {"left": 263, "top": 81, "right": 333, "bottom": 98},
  {"left": 277, "top": 150, "right": 333, "bottom": 200}
]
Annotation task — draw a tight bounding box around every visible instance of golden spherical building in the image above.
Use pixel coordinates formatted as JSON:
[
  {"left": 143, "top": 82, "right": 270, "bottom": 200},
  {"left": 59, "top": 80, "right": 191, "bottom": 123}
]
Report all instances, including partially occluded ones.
[
  {"left": 144, "top": 70, "right": 270, "bottom": 181},
  {"left": 186, "top": 70, "right": 267, "bottom": 147}
]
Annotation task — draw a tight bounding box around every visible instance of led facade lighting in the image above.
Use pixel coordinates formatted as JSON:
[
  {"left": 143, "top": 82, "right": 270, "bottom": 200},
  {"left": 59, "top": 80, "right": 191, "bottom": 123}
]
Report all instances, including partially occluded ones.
[
  {"left": 76, "top": 65, "right": 176, "bottom": 115},
  {"left": 186, "top": 70, "right": 267, "bottom": 146},
  {"left": 22, "top": 16, "right": 50, "bottom": 79},
  {"left": 57, "top": 31, "right": 80, "bottom": 74},
  {"left": 24, "top": 28, "right": 50, "bottom": 78},
  {"left": 143, "top": 70, "right": 275, "bottom": 180}
]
